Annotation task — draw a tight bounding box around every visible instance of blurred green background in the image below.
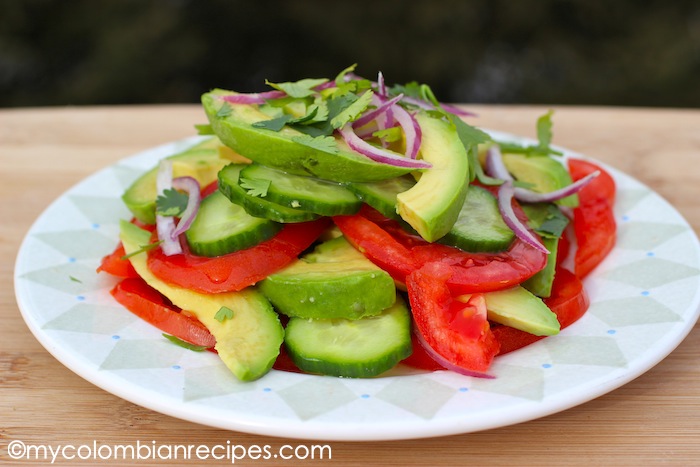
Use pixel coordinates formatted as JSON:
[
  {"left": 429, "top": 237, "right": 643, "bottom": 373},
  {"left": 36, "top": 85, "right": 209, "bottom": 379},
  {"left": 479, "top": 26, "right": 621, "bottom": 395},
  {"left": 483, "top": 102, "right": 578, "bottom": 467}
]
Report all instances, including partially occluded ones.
[{"left": 2, "top": 0, "right": 699, "bottom": 108}]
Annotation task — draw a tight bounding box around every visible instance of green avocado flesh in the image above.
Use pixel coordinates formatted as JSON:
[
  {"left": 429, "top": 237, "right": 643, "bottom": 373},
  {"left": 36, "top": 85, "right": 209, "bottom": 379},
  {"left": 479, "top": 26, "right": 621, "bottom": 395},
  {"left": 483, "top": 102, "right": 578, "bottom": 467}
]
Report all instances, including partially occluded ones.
[
  {"left": 502, "top": 153, "right": 578, "bottom": 207},
  {"left": 202, "top": 89, "right": 417, "bottom": 183},
  {"left": 458, "top": 286, "right": 560, "bottom": 336},
  {"left": 396, "top": 112, "right": 470, "bottom": 242},
  {"left": 259, "top": 236, "right": 397, "bottom": 320},
  {"left": 119, "top": 220, "right": 284, "bottom": 381}
]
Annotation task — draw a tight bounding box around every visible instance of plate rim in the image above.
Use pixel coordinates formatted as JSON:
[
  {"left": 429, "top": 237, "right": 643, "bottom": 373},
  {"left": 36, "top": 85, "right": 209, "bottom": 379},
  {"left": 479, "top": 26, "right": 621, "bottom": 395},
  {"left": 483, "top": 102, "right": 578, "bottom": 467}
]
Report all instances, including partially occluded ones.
[{"left": 13, "top": 133, "right": 700, "bottom": 441}]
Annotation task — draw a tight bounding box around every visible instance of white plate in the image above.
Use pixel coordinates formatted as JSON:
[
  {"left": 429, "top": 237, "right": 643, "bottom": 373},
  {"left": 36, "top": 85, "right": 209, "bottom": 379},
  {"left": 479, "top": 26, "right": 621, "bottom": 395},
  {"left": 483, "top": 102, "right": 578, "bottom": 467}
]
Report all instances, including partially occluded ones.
[{"left": 14, "top": 134, "right": 700, "bottom": 441}]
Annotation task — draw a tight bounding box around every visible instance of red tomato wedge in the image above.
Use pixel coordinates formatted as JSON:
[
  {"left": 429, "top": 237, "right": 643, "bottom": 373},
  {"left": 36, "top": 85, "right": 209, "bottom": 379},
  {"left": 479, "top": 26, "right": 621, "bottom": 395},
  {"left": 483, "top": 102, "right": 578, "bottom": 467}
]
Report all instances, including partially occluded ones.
[
  {"left": 111, "top": 277, "right": 216, "bottom": 348},
  {"left": 334, "top": 206, "right": 547, "bottom": 294},
  {"left": 573, "top": 202, "right": 616, "bottom": 279},
  {"left": 97, "top": 219, "right": 156, "bottom": 278},
  {"left": 568, "top": 159, "right": 617, "bottom": 278},
  {"left": 332, "top": 213, "right": 417, "bottom": 283},
  {"left": 147, "top": 218, "right": 331, "bottom": 294},
  {"left": 406, "top": 261, "right": 500, "bottom": 374},
  {"left": 97, "top": 242, "right": 138, "bottom": 278}
]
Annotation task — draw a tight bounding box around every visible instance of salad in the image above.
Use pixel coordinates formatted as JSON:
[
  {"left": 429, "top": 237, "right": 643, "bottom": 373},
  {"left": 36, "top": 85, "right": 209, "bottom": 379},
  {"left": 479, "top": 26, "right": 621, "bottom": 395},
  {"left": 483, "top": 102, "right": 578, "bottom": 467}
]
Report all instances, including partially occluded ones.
[{"left": 97, "top": 66, "right": 617, "bottom": 382}]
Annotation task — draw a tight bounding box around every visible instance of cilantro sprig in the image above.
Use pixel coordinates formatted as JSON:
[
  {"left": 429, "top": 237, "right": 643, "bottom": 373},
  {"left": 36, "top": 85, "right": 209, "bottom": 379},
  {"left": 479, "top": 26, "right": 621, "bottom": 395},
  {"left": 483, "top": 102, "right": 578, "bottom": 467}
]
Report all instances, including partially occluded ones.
[
  {"left": 120, "top": 241, "right": 163, "bottom": 260},
  {"left": 214, "top": 306, "right": 234, "bottom": 323},
  {"left": 162, "top": 334, "right": 209, "bottom": 352},
  {"left": 239, "top": 177, "right": 271, "bottom": 197},
  {"left": 495, "top": 110, "right": 563, "bottom": 157},
  {"left": 156, "top": 188, "right": 189, "bottom": 217}
]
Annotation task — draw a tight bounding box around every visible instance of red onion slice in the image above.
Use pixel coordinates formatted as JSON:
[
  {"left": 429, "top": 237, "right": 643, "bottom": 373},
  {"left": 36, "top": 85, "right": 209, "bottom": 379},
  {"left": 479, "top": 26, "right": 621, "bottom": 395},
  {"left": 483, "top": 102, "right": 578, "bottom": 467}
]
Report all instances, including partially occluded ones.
[
  {"left": 440, "top": 103, "right": 477, "bottom": 117},
  {"left": 155, "top": 160, "right": 182, "bottom": 256},
  {"left": 391, "top": 103, "right": 422, "bottom": 159},
  {"left": 498, "top": 180, "right": 550, "bottom": 254},
  {"left": 513, "top": 171, "right": 600, "bottom": 203},
  {"left": 413, "top": 327, "right": 496, "bottom": 379},
  {"left": 484, "top": 145, "right": 512, "bottom": 181},
  {"left": 339, "top": 124, "right": 432, "bottom": 169},
  {"left": 352, "top": 93, "right": 403, "bottom": 129},
  {"left": 377, "top": 71, "right": 387, "bottom": 97},
  {"left": 399, "top": 96, "right": 477, "bottom": 117},
  {"left": 219, "top": 90, "right": 287, "bottom": 105},
  {"left": 171, "top": 176, "right": 202, "bottom": 238}
]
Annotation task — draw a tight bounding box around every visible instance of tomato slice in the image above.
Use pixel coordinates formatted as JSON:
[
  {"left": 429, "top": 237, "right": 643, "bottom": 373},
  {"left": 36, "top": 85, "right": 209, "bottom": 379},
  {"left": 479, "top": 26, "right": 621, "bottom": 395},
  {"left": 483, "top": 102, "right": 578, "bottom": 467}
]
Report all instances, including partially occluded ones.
[
  {"left": 97, "top": 242, "right": 138, "bottom": 278},
  {"left": 111, "top": 277, "right": 216, "bottom": 348},
  {"left": 97, "top": 219, "right": 155, "bottom": 278},
  {"left": 568, "top": 159, "right": 617, "bottom": 278},
  {"left": 569, "top": 159, "right": 616, "bottom": 204},
  {"left": 493, "top": 267, "right": 590, "bottom": 355},
  {"left": 406, "top": 262, "right": 500, "bottom": 373},
  {"left": 334, "top": 207, "right": 547, "bottom": 294},
  {"left": 411, "top": 239, "right": 548, "bottom": 294},
  {"left": 147, "top": 218, "right": 331, "bottom": 293},
  {"left": 332, "top": 213, "right": 417, "bottom": 284}
]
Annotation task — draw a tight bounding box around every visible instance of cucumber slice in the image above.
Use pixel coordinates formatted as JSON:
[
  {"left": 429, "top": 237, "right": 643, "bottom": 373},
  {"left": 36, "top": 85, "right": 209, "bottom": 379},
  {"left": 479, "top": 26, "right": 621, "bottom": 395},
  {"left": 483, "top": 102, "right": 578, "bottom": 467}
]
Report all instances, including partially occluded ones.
[
  {"left": 239, "top": 164, "right": 362, "bottom": 216},
  {"left": 284, "top": 296, "right": 413, "bottom": 378},
  {"left": 440, "top": 185, "right": 515, "bottom": 252},
  {"left": 185, "top": 190, "right": 282, "bottom": 257},
  {"left": 348, "top": 175, "right": 417, "bottom": 220},
  {"left": 218, "top": 164, "right": 320, "bottom": 223}
]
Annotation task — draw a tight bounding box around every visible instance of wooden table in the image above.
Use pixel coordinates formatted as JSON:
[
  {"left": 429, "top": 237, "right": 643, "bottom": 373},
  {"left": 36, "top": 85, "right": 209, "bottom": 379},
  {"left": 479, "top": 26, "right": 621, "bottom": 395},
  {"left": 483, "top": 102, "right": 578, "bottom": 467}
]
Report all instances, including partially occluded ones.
[{"left": 2, "top": 105, "right": 699, "bottom": 466}]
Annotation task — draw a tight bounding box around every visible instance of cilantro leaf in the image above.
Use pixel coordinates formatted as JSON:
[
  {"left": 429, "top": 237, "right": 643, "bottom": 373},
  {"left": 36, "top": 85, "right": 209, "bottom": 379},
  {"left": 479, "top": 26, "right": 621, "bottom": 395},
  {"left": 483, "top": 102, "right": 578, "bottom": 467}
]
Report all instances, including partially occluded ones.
[
  {"left": 467, "top": 145, "right": 503, "bottom": 186},
  {"left": 291, "top": 134, "right": 338, "bottom": 154},
  {"left": 253, "top": 105, "right": 323, "bottom": 132},
  {"left": 156, "top": 188, "right": 189, "bottom": 217},
  {"left": 289, "top": 122, "right": 334, "bottom": 138},
  {"left": 449, "top": 114, "right": 491, "bottom": 147},
  {"left": 334, "top": 63, "right": 358, "bottom": 86},
  {"left": 239, "top": 177, "right": 270, "bottom": 197},
  {"left": 330, "top": 90, "right": 374, "bottom": 129},
  {"left": 306, "top": 100, "right": 329, "bottom": 123},
  {"left": 289, "top": 105, "right": 319, "bottom": 125},
  {"left": 216, "top": 103, "right": 232, "bottom": 118},
  {"left": 495, "top": 111, "right": 563, "bottom": 157},
  {"left": 214, "top": 306, "right": 234, "bottom": 323},
  {"left": 162, "top": 334, "right": 208, "bottom": 352},
  {"left": 325, "top": 93, "right": 357, "bottom": 122},
  {"left": 523, "top": 203, "right": 570, "bottom": 239},
  {"left": 266, "top": 78, "right": 328, "bottom": 98},
  {"left": 69, "top": 275, "right": 82, "bottom": 283},
  {"left": 388, "top": 81, "right": 423, "bottom": 101},
  {"left": 253, "top": 114, "right": 293, "bottom": 131},
  {"left": 120, "top": 241, "right": 163, "bottom": 260},
  {"left": 536, "top": 110, "right": 554, "bottom": 153}
]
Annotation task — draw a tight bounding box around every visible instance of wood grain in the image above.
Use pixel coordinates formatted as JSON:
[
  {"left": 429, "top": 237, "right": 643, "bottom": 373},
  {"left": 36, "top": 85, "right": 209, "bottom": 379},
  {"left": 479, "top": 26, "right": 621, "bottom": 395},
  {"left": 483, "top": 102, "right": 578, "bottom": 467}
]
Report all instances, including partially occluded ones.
[{"left": 1, "top": 105, "right": 699, "bottom": 466}]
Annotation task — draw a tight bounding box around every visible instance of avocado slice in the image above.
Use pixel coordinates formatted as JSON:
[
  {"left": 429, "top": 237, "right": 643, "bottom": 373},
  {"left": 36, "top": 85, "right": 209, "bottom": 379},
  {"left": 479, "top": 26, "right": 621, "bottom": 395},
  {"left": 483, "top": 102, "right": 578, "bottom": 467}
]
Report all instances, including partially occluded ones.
[
  {"left": 396, "top": 112, "right": 470, "bottom": 242},
  {"left": 458, "top": 286, "right": 560, "bottom": 336},
  {"left": 259, "top": 236, "right": 397, "bottom": 320},
  {"left": 201, "top": 89, "right": 417, "bottom": 183},
  {"left": 119, "top": 220, "right": 284, "bottom": 381},
  {"left": 502, "top": 153, "right": 578, "bottom": 207},
  {"left": 122, "top": 137, "right": 233, "bottom": 224}
]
